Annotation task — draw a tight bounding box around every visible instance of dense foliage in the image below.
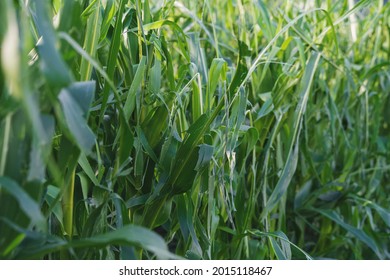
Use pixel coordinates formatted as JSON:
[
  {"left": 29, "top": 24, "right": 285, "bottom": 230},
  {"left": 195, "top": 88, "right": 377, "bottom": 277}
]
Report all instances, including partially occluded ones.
[{"left": 0, "top": 0, "right": 389, "bottom": 259}]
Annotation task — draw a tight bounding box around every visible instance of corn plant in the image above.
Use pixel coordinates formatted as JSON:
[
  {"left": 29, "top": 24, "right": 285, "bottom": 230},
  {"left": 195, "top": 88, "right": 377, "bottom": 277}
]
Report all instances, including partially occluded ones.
[{"left": 0, "top": 0, "right": 389, "bottom": 260}]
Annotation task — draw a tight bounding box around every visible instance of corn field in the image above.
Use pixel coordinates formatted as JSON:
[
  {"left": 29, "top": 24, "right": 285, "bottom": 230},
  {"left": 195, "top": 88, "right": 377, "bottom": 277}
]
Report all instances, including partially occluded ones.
[{"left": 0, "top": 0, "right": 389, "bottom": 260}]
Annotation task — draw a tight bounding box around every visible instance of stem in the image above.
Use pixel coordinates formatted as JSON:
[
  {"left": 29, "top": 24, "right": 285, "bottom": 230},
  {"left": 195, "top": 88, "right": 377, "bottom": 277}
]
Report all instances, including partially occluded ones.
[
  {"left": 0, "top": 114, "right": 11, "bottom": 177},
  {"left": 0, "top": 114, "right": 12, "bottom": 201},
  {"left": 63, "top": 168, "right": 75, "bottom": 238}
]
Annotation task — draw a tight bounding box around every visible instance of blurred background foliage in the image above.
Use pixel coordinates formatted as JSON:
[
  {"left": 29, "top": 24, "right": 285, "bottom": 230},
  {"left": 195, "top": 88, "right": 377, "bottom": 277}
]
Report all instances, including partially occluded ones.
[{"left": 0, "top": 0, "right": 389, "bottom": 259}]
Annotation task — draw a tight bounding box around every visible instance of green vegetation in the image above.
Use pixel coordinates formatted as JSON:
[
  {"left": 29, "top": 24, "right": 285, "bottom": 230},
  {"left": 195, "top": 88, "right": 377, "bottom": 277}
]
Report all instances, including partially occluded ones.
[{"left": 0, "top": 0, "right": 389, "bottom": 260}]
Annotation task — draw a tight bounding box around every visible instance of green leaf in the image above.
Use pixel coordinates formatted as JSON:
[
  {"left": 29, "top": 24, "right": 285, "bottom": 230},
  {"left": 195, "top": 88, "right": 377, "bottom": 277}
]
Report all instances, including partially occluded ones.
[
  {"left": 14, "top": 225, "right": 179, "bottom": 260},
  {"left": 168, "top": 113, "right": 209, "bottom": 195},
  {"left": 244, "top": 127, "right": 259, "bottom": 158},
  {"left": 261, "top": 52, "right": 321, "bottom": 219},
  {"left": 80, "top": 0, "right": 102, "bottom": 81},
  {"left": 249, "top": 230, "right": 312, "bottom": 260},
  {"left": 136, "top": 126, "right": 159, "bottom": 165},
  {"left": 270, "top": 237, "right": 287, "bottom": 260},
  {"left": 0, "top": 176, "right": 45, "bottom": 230},
  {"left": 99, "top": 0, "right": 115, "bottom": 41},
  {"left": 207, "top": 58, "right": 227, "bottom": 110},
  {"left": 349, "top": 195, "right": 390, "bottom": 228},
  {"left": 149, "top": 56, "right": 162, "bottom": 96},
  {"left": 256, "top": 97, "right": 274, "bottom": 120},
  {"left": 33, "top": 0, "right": 72, "bottom": 87},
  {"left": 228, "top": 53, "right": 248, "bottom": 99},
  {"left": 124, "top": 56, "right": 147, "bottom": 121},
  {"left": 142, "top": 195, "right": 173, "bottom": 228},
  {"left": 58, "top": 82, "right": 96, "bottom": 154},
  {"left": 27, "top": 114, "right": 55, "bottom": 182},
  {"left": 78, "top": 153, "right": 99, "bottom": 186},
  {"left": 195, "top": 144, "right": 214, "bottom": 171},
  {"left": 99, "top": 0, "right": 127, "bottom": 123},
  {"left": 45, "top": 185, "right": 64, "bottom": 231},
  {"left": 177, "top": 195, "right": 202, "bottom": 256},
  {"left": 313, "top": 208, "right": 383, "bottom": 258},
  {"left": 127, "top": 20, "right": 188, "bottom": 47}
]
